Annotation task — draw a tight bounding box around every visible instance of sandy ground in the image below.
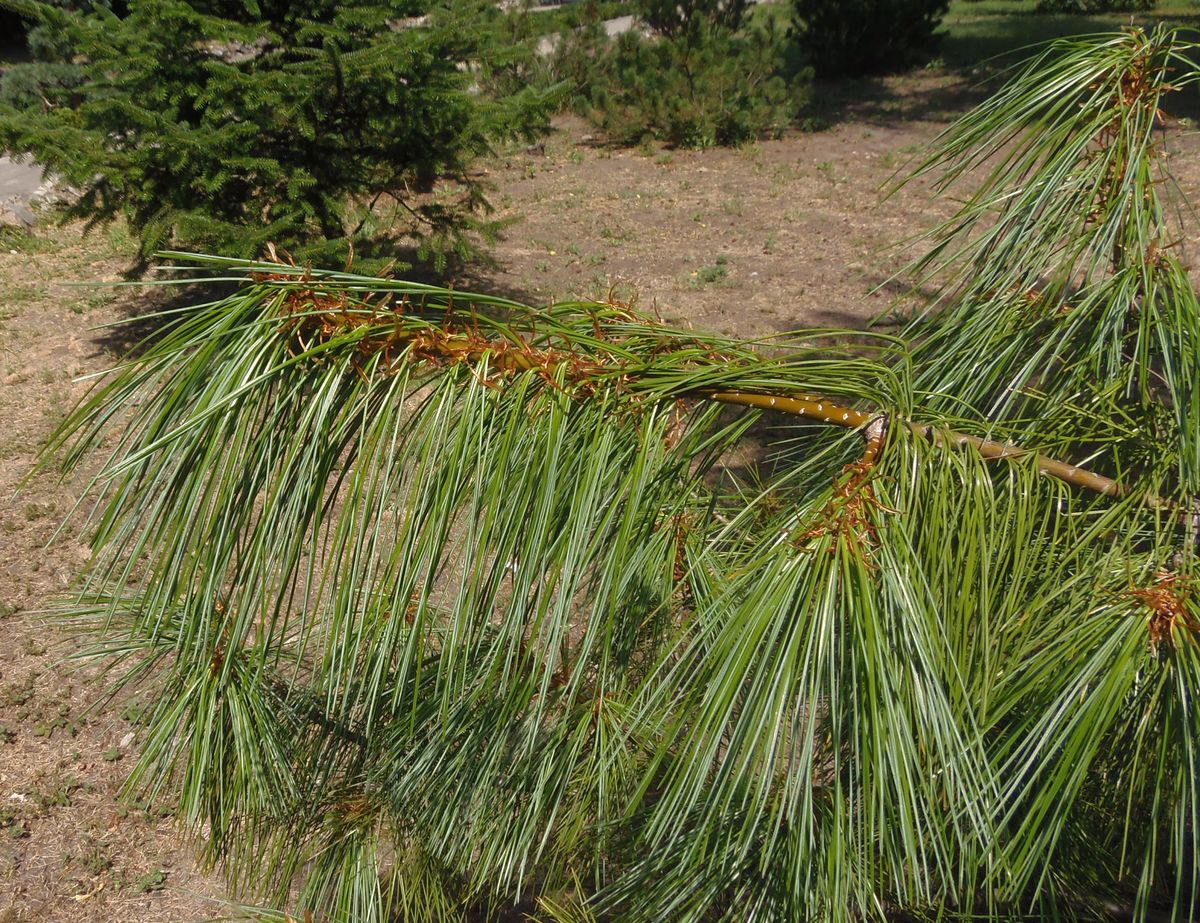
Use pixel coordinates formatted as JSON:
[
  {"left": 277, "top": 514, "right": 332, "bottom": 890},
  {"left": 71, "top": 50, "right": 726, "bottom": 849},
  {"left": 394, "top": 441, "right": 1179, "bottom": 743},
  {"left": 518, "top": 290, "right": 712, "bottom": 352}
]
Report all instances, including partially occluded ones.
[
  {"left": 0, "top": 224, "right": 226, "bottom": 921},
  {"left": 2, "top": 69, "right": 1200, "bottom": 921}
]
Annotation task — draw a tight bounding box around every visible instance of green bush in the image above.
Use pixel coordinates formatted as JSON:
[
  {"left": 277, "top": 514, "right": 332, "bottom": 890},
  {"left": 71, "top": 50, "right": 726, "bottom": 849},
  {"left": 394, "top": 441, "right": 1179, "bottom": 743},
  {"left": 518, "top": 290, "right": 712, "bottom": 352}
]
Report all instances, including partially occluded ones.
[
  {"left": 0, "top": 0, "right": 555, "bottom": 269},
  {"left": 0, "top": 1, "right": 117, "bottom": 110},
  {"left": 564, "top": 16, "right": 810, "bottom": 149},
  {"left": 792, "top": 0, "right": 950, "bottom": 76},
  {"left": 636, "top": 0, "right": 747, "bottom": 37},
  {"left": 1036, "top": 0, "right": 1155, "bottom": 10}
]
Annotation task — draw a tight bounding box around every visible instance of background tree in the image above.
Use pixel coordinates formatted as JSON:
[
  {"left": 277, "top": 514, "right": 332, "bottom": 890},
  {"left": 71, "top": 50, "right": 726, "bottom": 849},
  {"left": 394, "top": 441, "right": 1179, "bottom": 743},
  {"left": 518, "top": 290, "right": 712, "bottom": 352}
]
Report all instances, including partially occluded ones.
[
  {"left": 557, "top": 0, "right": 810, "bottom": 149},
  {"left": 0, "top": 0, "right": 556, "bottom": 269},
  {"left": 42, "top": 24, "right": 1200, "bottom": 923},
  {"left": 635, "top": 0, "right": 747, "bottom": 37},
  {"left": 792, "top": 0, "right": 950, "bottom": 76}
]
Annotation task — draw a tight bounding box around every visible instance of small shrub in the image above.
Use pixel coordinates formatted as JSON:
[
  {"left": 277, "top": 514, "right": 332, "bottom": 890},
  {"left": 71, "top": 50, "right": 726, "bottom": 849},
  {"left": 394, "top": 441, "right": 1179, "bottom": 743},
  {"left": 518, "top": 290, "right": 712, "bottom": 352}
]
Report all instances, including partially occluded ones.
[
  {"left": 792, "top": 0, "right": 950, "bottom": 77},
  {"left": 565, "top": 17, "right": 810, "bottom": 149},
  {"left": 636, "top": 0, "right": 747, "bottom": 37}
]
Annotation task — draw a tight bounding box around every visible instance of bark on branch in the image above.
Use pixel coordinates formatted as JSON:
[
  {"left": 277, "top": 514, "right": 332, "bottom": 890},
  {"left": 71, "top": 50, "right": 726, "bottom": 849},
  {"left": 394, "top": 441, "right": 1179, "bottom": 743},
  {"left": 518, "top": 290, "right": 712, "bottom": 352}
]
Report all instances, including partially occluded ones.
[{"left": 704, "top": 389, "right": 1127, "bottom": 499}]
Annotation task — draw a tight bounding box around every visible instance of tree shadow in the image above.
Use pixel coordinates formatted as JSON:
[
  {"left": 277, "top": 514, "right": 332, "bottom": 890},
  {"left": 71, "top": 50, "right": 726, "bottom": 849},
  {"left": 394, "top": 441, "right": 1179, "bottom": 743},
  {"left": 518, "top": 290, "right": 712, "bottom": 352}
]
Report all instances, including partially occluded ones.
[
  {"left": 86, "top": 246, "right": 547, "bottom": 365},
  {"left": 445, "top": 264, "right": 546, "bottom": 307},
  {"left": 942, "top": 11, "right": 1200, "bottom": 74},
  {"left": 88, "top": 279, "right": 242, "bottom": 360},
  {"left": 803, "top": 12, "right": 1200, "bottom": 132},
  {"left": 939, "top": 13, "right": 1117, "bottom": 73},
  {"left": 336, "top": 237, "right": 548, "bottom": 307},
  {"left": 805, "top": 75, "right": 991, "bottom": 131}
]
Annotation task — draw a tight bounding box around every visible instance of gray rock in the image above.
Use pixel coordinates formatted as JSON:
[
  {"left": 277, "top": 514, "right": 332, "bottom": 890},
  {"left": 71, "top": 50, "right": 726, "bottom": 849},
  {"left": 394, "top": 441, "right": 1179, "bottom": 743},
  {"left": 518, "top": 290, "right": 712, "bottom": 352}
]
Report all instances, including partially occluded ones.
[{"left": 0, "top": 200, "right": 35, "bottom": 229}]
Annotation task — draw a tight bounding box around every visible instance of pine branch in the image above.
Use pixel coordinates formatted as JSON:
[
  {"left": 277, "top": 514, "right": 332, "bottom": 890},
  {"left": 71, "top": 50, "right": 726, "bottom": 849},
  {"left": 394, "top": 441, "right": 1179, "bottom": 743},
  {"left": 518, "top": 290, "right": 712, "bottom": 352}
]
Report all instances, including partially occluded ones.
[{"left": 245, "top": 262, "right": 1146, "bottom": 504}]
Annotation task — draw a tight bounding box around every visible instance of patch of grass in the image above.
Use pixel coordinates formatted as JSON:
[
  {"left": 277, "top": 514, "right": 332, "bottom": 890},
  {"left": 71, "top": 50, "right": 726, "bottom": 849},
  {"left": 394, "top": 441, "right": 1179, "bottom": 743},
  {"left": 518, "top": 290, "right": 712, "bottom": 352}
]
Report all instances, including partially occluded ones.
[
  {"left": 135, "top": 868, "right": 168, "bottom": 893},
  {"left": 101, "top": 222, "right": 135, "bottom": 257},
  {"left": 6, "top": 284, "right": 39, "bottom": 304},
  {"left": 120, "top": 699, "right": 151, "bottom": 725},
  {"left": 0, "top": 225, "right": 49, "bottom": 255},
  {"left": 32, "top": 717, "right": 66, "bottom": 737},
  {"left": 31, "top": 777, "right": 83, "bottom": 810},
  {"left": 0, "top": 677, "right": 34, "bottom": 707},
  {"left": 66, "top": 843, "right": 113, "bottom": 877},
  {"left": 1, "top": 808, "right": 29, "bottom": 840},
  {"left": 22, "top": 502, "right": 53, "bottom": 521},
  {"left": 600, "top": 226, "right": 636, "bottom": 244},
  {"left": 580, "top": 272, "right": 637, "bottom": 305},
  {"left": 22, "top": 686, "right": 85, "bottom": 738},
  {"left": 689, "top": 255, "right": 731, "bottom": 288},
  {"left": 942, "top": 1, "right": 1200, "bottom": 71},
  {"left": 117, "top": 796, "right": 174, "bottom": 820},
  {"left": 70, "top": 289, "right": 118, "bottom": 315}
]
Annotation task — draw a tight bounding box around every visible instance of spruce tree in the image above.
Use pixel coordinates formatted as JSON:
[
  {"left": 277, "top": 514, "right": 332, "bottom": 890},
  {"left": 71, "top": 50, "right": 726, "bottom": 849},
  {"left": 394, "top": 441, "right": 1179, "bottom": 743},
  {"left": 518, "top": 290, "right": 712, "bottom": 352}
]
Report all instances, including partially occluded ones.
[{"left": 0, "top": 0, "right": 555, "bottom": 268}]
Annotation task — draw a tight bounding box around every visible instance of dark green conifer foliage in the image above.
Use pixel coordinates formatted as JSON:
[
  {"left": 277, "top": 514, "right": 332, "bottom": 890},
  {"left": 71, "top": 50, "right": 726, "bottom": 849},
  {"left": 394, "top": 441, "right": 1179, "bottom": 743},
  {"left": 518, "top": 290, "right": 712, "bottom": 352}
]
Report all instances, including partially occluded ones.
[
  {"left": 0, "top": 0, "right": 555, "bottom": 268},
  {"left": 0, "top": 2, "right": 115, "bottom": 110},
  {"left": 560, "top": 0, "right": 809, "bottom": 150},
  {"left": 636, "top": 0, "right": 746, "bottom": 37},
  {"left": 792, "top": 0, "right": 949, "bottom": 76},
  {"left": 584, "top": 18, "right": 805, "bottom": 148}
]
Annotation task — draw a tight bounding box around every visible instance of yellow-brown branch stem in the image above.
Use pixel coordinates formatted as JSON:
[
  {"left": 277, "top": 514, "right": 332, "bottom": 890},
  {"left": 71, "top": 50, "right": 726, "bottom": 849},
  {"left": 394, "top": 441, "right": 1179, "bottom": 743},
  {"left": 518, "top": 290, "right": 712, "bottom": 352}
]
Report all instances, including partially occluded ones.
[{"left": 705, "top": 389, "right": 1126, "bottom": 499}]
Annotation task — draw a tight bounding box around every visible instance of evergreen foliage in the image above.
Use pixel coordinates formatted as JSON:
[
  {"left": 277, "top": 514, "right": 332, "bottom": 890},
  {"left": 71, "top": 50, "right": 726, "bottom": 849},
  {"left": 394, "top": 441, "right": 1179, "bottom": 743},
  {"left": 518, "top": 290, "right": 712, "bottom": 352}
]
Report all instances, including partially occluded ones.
[
  {"left": 635, "top": 0, "right": 747, "bottom": 37},
  {"left": 0, "top": 1, "right": 113, "bottom": 110},
  {"left": 0, "top": 0, "right": 556, "bottom": 269},
  {"left": 560, "top": 11, "right": 809, "bottom": 149},
  {"left": 792, "top": 0, "right": 950, "bottom": 76},
  {"left": 41, "top": 23, "right": 1200, "bottom": 923}
]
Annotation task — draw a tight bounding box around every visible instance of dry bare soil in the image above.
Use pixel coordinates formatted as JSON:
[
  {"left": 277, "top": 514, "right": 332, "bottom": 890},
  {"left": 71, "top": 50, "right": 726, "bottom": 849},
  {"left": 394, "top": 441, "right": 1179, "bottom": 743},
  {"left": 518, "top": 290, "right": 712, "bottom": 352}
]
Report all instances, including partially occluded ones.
[{"left": 3, "top": 72, "right": 1200, "bottom": 921}]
